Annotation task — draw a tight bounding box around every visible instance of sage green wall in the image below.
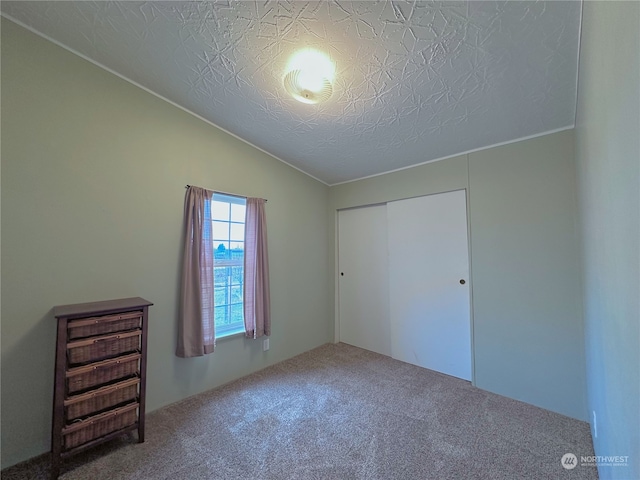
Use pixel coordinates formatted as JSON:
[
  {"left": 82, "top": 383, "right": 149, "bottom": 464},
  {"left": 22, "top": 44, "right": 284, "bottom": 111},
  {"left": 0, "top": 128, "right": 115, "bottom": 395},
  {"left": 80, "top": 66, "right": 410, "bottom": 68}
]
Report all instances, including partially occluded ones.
[
  {"left": 469, "top": 132, "right": 586, "bottom": 421},
  {"left": 1, "top": 19, "right": 332, "bottom": 469},
  {"left": 574, "top": 2, "right": 640, "bottom": 478},
  {"left": 330, "top": 130, "right": 588, "bottom": 421}
]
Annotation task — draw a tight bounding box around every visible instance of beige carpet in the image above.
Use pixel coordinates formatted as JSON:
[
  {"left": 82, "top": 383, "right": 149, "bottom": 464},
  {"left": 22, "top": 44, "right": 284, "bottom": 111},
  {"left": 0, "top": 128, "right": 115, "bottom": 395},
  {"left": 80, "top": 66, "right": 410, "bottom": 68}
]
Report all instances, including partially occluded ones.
[{"left": 2, "top": 343, "right": 597, "bottom": 479}]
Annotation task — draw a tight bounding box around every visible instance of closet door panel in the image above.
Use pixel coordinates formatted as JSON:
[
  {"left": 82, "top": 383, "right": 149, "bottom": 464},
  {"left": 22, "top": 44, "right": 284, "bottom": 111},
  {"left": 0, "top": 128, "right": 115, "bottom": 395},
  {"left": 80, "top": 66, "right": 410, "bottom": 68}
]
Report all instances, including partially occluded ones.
[
  {"left": 387, "top": 190, "right": 471, "bottom": 380},
  {"left": 338, "top": 205, "right": 390, "bottom": 356}
]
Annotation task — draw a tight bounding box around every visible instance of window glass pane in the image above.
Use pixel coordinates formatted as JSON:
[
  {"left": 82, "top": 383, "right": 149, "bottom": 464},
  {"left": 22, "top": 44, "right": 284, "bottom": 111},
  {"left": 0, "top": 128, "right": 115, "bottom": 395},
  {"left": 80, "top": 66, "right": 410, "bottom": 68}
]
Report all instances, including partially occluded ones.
[
  {"left": 214, "top": 287, "right": 228, "bottom": 306},
  {"left": 231, "top": 266, "right": 243, "bottom": 284},
  {"left": 230, "top": 223, "right": 244, "bottom": 241},
  {"left": 214, "top": 242, "right": 230, "bottom": 260},
  {"left": 231, "top": 285, "right": 243, "bottom": 303},
  {"left": 230, "top": 243, "right": 244, "bottom": 261},
  {"left": 230, "top": 303, "right": 244, "bottom": 324},
  {"left": 212, "top": 201, "right": 229, "bottom": 221},
  {"left": 231, "top": 204, "right": 246, "bottom": 222},
  {"left": 214, "top": 305, "right": 229, "bottom": 326},
  {"left": 214, "top": 266, "right": 229, "bottom": 287},
  {"left": 229, "top": 241, "right": 244, "bottom": 250},
  {"left": 213, "top": 221, "right": 229, "bottom": 240}
]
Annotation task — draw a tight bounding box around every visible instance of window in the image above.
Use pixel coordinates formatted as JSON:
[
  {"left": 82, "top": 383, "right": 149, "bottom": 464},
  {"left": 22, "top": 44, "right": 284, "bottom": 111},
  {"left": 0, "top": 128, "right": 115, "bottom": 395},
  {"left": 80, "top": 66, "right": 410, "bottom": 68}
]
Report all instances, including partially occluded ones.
[{"left": 212, "top": 193, "right": 246, "bottom": 337}]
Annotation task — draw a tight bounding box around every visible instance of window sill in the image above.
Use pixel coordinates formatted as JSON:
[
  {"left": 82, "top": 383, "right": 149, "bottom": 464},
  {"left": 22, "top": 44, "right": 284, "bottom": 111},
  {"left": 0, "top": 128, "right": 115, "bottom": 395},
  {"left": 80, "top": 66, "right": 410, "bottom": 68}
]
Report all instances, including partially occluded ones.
[{"left": 216, "top": 329, "right": 245, "bottom": 341}]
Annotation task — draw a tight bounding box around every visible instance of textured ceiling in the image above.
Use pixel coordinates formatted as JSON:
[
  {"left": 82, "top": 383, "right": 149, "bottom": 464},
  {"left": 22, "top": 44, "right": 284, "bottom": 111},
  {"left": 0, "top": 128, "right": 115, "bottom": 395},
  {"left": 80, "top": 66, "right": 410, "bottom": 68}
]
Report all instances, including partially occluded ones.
[{"left": 2, "top": 1, "right": 581, "bottom": 185}]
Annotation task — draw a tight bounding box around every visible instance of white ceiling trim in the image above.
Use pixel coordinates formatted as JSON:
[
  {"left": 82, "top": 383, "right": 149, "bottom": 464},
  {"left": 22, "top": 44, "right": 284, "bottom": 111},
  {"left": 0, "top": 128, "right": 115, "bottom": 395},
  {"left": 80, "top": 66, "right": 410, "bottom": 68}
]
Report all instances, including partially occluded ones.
[
  {"left": 5, "top": 8, "right": 577, "bottom": 188},
  {"left": 2, "top": 1, "right": 581, "bottom": 184},
  {"left": 573, "top": 0, "right": 585, "bottom": 127},
  {"left": 330, "top": 124, "right": 575, "bottom": 187},
  {"left": 3, "top": 1, "right": 581, "bottom": 186}
]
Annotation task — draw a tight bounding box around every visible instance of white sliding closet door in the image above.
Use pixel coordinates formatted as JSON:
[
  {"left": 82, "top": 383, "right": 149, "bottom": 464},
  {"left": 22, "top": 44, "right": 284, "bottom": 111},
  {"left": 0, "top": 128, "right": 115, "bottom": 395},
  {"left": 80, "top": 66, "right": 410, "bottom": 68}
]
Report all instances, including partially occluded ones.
[
  {"left": 338, "top": 205, "right": 390, "bottom": 356},
  {"left": 387, "top": 190, "right": 472, "bottom": 380}
]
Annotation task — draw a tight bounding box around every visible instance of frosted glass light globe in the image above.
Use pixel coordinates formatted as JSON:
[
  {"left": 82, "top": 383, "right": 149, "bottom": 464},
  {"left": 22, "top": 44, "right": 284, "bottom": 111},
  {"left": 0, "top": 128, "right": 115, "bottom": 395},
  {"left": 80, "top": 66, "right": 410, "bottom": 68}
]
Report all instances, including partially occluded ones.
[{"left": 283, "top": 49, "right": 335, "bottom": 104}]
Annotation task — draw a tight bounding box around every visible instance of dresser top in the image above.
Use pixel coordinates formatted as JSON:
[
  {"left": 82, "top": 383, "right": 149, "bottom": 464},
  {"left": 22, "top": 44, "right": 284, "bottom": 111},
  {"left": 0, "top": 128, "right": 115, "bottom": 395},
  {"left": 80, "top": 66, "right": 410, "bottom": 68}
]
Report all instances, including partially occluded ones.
[{"left": 53, "top": 297, "right": 153, "bottom": 319}]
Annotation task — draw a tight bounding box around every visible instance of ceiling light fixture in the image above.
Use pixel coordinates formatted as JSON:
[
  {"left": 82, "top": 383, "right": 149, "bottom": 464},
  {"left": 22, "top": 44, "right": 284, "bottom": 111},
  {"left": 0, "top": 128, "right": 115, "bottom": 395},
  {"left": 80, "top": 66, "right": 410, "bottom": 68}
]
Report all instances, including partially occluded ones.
[{"left": 283, "top": 49, "right": 335, "bottom": 105}]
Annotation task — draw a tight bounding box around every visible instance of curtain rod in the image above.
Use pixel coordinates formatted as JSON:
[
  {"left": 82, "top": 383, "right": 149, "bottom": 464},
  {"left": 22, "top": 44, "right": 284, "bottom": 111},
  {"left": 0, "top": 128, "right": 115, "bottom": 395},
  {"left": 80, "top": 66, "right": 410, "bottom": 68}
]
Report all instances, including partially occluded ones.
[{"left": 185, "top": 185, "right": 267, "bottom": 202}]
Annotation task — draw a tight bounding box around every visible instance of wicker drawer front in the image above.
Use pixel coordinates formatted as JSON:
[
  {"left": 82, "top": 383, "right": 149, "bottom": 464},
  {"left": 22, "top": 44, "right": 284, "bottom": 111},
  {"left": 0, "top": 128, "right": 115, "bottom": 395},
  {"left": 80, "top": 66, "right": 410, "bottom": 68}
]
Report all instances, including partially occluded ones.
[
  {"left": 65, "top": 378, "right": 139, "bottom": 420},
  {"left": 68, "top": 312, "right": 142, "bottom": 340},
  {"left": 66, "top": 353, "right": 140, "bottom": 394},
  {"left": 67, "top": 330, "right": 141, "bottom": 365},
  {"left": 62, "top": 403, "right": 139, "bottom": 450}
]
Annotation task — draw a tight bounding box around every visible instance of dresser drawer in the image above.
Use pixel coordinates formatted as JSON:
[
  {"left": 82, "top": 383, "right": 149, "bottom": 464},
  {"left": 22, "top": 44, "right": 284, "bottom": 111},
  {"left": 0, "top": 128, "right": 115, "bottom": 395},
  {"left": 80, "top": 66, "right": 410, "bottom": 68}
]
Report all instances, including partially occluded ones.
[
  {"left": 62, "top": 403, "right": 139, "bottom": 450},
  {"left": 67, "top": 330, "right": 141, "bottom": 365},
  {"left": 65, "top": 377, "right": 139, "bottom": 421},
  {"left": 66, "top": 353, "right": 140, "bottom": 394},
  {"left": 68, "top": 312, "right": 142, "bottom": 340}
]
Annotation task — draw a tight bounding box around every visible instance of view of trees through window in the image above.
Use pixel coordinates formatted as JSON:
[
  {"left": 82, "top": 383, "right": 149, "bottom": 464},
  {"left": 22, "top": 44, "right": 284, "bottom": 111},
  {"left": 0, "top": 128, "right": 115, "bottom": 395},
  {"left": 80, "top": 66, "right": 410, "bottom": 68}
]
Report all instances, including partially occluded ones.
[{"left": 212, "top": 194, "right": 246, "bottom": 336}]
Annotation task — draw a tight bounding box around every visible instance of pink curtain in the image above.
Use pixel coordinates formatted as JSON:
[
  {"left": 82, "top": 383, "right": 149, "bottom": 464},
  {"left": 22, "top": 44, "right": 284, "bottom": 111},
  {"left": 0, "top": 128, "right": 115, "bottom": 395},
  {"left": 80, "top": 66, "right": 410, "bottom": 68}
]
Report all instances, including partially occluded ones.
[
  {"left": 176, "top": 186, "right": 216, "bottom": 357},
  {"left": 244, "top": 198, "right": 271, "bottom": 338}
]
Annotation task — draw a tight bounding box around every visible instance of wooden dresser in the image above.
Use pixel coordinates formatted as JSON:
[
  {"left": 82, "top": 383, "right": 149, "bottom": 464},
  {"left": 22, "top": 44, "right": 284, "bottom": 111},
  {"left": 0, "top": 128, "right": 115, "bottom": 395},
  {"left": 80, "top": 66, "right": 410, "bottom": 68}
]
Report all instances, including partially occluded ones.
[{"left": 51, "top": 297, "right": 152, "bottom": 479}]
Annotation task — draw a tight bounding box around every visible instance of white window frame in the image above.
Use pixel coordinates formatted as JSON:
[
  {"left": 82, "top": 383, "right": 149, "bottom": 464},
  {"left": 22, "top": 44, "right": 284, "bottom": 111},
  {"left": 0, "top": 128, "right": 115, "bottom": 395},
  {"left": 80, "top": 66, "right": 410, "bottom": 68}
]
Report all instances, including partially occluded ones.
[{"left": 212, "top": 193, "right": 246, "bottom": 338}]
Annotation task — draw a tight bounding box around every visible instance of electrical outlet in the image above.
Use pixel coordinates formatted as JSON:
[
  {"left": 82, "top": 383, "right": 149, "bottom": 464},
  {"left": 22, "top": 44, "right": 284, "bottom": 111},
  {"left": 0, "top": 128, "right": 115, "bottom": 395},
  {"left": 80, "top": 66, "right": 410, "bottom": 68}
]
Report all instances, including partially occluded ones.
[
  {"left": 592, "top": 411, "right": 598, "bottom": 438},
  {"left": 263, "top": 338, "right": 270, "bottom": 351}
]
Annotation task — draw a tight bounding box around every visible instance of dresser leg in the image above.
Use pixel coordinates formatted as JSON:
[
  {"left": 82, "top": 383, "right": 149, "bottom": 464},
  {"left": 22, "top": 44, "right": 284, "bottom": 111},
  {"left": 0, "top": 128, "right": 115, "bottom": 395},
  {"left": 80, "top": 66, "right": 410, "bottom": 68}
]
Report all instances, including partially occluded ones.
[{"left": 50, "top": 451, "right": 60, "bottom": 480}]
